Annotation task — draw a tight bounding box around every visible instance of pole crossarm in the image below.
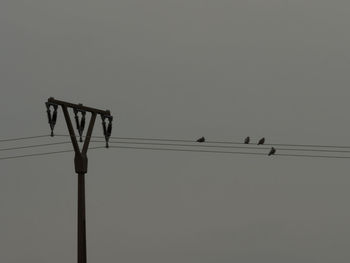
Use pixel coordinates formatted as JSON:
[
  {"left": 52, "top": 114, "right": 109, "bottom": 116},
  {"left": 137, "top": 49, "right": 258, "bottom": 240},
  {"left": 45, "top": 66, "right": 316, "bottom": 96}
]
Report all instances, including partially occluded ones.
[{"left": 48, "top": 97, "right": 111, "bottom": 117}]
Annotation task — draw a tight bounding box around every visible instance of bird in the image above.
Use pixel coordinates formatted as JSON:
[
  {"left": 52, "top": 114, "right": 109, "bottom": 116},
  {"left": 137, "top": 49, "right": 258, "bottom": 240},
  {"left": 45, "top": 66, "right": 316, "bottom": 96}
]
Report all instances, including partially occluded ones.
[
  {"left": 244, "top": 136, "right": 250, "bottom": 144},
  {"left": 268, "top": 147, "right": 276, "bottom": 156},
  {"left": 196, "top": 136, "right": 205, "bottom": 143},
  {"left": 257, "top": 137, "right": 265, "bottom": 145}
]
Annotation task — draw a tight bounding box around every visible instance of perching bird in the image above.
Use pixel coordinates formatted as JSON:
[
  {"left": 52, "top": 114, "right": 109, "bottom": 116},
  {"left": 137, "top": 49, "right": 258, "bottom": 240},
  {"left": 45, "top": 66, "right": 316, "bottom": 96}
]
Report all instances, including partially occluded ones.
[
  {"left": 257, "top": 137, "right": 265, "bottom": 145},
  {"left": 196, "top": 136, "right": 205, "bottom": 143},
  {"left": 268, "top": 147, "right": 276, "bottom": 156},
  {"left": 244, "top": 136, "right": 250, "bottom": 144}
]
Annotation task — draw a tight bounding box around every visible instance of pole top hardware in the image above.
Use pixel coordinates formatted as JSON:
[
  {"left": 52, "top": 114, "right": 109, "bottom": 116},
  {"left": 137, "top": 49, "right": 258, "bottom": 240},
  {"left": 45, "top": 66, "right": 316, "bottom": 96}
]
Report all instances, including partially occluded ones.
[
  {"left": 45, "top": 97, "right": 114, "bottom": 149},
  {"left": 47, "top": 97, "right": 112, "bottom": 116}
]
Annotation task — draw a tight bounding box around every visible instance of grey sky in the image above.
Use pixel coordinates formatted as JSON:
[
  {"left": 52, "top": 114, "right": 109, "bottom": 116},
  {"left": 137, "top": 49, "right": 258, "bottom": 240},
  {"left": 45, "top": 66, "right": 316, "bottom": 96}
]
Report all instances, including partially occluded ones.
[{"left": 1, "top": 0, "right": 350, "bottom": 262}]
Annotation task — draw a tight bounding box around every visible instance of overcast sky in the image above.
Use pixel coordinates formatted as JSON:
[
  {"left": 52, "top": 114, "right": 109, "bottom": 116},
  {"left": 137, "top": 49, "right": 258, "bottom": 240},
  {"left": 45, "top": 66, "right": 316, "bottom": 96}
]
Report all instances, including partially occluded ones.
[{"left": 1, "top": 0, "right": 350, "bottom": 262}]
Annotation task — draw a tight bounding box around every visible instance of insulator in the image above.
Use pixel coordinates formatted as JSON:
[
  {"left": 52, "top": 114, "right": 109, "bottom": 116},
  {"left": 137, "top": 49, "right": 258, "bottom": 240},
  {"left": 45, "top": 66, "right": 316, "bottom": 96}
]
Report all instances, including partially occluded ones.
[
  {"left": 79, "top": 128, "right": 84, "bottom": 142},
  {"left": 74, "top": 110, "right": 80, "bottom": 131},
  {"left": 102, "top": 119, "right": 107, "bottom": 137},
  {"left": 73, "top": 109, "right": 85, "bottom": 142},
  {"left": 78, "top": 112, "right": 86, "bottom": 142},
  {"left": 100, "top": 115, "right": 111, "bottom": 148},
  {"left": 46, "top": 103, "right": 52, "bottom": 124},
  {"left": 80, "top": 112, "right": 86, "bottom": 132},
  {"left": 75, "top": 117, "right": 80, "bottom": 130},
  {"left": 107, "top": 122, "right": 112, "bottom": 136},
  {"left": 52, "top": 109, "right": 57, "bottom": 125},
  {"left": 46, "top": 109, "right": 52, "bottom": 125},
  {"left": 45, "top": 102, "right": 58, "bottom": 137}
]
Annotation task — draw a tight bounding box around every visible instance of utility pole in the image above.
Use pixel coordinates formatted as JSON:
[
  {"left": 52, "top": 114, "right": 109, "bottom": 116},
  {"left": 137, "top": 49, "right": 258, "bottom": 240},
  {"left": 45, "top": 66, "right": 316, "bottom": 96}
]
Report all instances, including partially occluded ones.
[{"left": 45, "top": 97, "right": 113, "bottom": 263}]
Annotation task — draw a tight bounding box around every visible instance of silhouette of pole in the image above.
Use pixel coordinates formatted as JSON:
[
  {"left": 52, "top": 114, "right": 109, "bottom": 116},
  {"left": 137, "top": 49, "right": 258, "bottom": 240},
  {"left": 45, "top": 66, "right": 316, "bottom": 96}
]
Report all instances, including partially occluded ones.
[
  {"left": 46, "top": 97, "right": 112, "bottom": 263},
  {"left": 77, "top": 173, "right": 86, "bottom": 263}
]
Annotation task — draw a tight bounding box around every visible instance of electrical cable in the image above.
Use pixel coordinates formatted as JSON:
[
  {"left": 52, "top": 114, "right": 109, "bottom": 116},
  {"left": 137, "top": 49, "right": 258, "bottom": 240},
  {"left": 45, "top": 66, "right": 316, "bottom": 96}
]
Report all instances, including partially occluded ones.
[
  {"left": 108, "top": 136, "right": 350, "bottom": 149},
  {"left": 1, "top": 135, "right": 347, "bottom": 154},
  {"left": 108, "top": 146, "right": 267, "bottom": 156},
  {"left": 0, "top": 134, "right": 349, "bottom": 160},
  {"left": 0, "top": 143, "right": 348, "bottom": 161},
  {"left": 0, "top": 135, "right": 49, "bottom": 143},
  {"left": 0, "top": 146, "right": 104, "bottom": 161},
  {"left": 0, "top": 141, "right": 72, "bottom": 152},
  {"left": 0, "top": 134, "right": 348, "bottom": 150},
  {"left": 106, "top": 140, "right": 350, "bottom": 154},
  {"left": 107, "top": 146, "right": 350, "bottom": 159},
  {"left": 55, "top": 134, "right": 350, "bottom": 149}
]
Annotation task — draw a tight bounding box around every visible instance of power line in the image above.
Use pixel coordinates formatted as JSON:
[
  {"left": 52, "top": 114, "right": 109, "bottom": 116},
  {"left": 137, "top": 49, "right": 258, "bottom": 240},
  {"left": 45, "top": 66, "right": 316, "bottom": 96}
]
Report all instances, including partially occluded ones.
[
  {"left": 108, "top": 136, "right": 350, "bottom": 149},
  {"left": 0, "top": 141, "right": 71, "bottom": 152},
  {"left": 1, "top": 134, "right": 347, "bottom": 155},
  {"left": 0, "top": 143, "right": 348, "bottom": 161},
  {"left": 2, "top": 134, "right": 350, "bottom": 150},
  {"left": 277, "top": 153, "right": 350, "bottom": 159},
  {"left": 260, "top": 142, "right": 350, "bottom": 149},
  {"left": 0, "top": 134, "right": 349, "bottom": 158},
  {"left": 55, "top": 134, "right": 350, "bottom": 149},
  {"left": 106, "top": 140, "right": 350, "bottom": 154},
  {"left": 109, "top": 146, "right": 267, "bottom": 156},
  {"left": 0, "top": 135, "right": 49, "bottom": 143},
  {"left": 0, "top": 146, "right": 104, "bottom": 161},
  {"left": 108, "top": 146, "right": 350, "bottom": 159},
  {"left": 0, "top": 138, "right": 348, "bottom": 157}
]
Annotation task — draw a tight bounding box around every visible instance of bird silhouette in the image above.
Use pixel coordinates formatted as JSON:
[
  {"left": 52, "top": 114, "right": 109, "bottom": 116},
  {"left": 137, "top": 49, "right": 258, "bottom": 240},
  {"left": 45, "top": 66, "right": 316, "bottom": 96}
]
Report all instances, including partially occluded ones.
[
  {"left": 257, "top": 137, "right": 265, "bottom": 145},
  {"left": 268, "top": 147, "right": 276, "bottom": 156},
  {"left": 196, "top": 136, "right": 205, "bottom": 143},
  {"left": 244, "top": 136, "right": 250, "bottom": 144}
]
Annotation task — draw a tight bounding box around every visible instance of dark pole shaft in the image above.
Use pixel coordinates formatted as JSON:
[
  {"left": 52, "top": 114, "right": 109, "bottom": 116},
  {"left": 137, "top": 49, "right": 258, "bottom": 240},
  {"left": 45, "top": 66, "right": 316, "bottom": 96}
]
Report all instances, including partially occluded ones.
[{"left": 78, "top": 173, "right": 87, "bottom": 263}]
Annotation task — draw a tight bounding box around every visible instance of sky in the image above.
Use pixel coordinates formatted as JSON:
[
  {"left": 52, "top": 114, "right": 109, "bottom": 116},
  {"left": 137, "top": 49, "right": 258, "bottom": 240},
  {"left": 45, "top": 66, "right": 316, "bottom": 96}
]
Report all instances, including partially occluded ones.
[{"left": 1, "top": 0, "right": 350, "bottom": 262}]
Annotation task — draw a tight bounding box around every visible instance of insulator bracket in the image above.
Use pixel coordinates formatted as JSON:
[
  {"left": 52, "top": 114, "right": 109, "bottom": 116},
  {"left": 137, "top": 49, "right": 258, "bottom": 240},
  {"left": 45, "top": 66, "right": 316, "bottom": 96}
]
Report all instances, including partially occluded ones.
[
  {"left": 74, "top": 107, "right": 87, "bottom": 142},
  {"left": 101, "top": 115, "right": 113, "bottom": 148},
  {"left": 45, "top": 102, "right": 58, "bottom": 136}
]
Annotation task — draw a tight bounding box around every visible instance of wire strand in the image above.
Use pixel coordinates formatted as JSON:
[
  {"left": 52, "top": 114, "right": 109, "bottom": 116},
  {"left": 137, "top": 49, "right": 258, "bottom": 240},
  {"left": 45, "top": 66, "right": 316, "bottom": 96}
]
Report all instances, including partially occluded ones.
[
  {"left": 108, "top": 146, "right": 267, "bottom": 156},
  {"left": 0, "top": 134, "right": 347, "bottom": 158},
  {"left": 0, "top": 141, "right": 72, "bottom": 152},
  {"left": 109, "top": 136, "right": 350, "bottom": 149},
  {"left": 0, "top": 146, "right": 104, "bottom": 161},
  {"left": 108, "top": 146, "right": 350, "bottom": 159},
  {"left": 277, "top": 153, "right": 350, "bottom": 159},
  {"left": 0, "top": 143, "right": 348, "bottom": 161},
  {"left": 0, "top": 135, "right": 49, "bottom": 143},
  {"left": 55, "top": 134, "right": 350, "bottom": 149},
  {"left": 106, "top": 140, "right": 350, "bottom": 154}
]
